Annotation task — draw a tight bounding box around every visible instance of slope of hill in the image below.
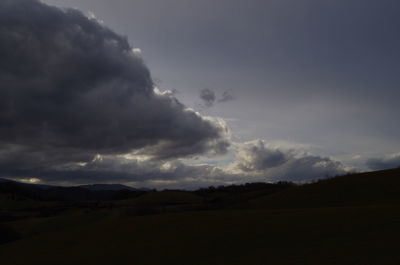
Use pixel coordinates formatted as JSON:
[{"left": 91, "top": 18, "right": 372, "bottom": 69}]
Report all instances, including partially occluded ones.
[{"left": 249, "top": 168, "right": 400, "bottom": 209}]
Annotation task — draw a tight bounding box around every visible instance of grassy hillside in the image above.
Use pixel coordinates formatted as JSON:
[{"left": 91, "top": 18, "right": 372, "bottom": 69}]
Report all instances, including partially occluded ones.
[{"left": 249, "top": 168, "right": 400, "bottom": 209}]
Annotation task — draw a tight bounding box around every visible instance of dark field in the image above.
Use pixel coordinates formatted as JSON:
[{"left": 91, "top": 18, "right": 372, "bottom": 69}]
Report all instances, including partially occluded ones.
[{"left": 1, "top": 168, "right": 400, "bottom": 265}]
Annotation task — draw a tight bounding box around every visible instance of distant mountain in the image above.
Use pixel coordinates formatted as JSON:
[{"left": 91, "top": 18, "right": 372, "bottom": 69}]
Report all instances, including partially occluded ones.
[
  {"left": 78, "top": 184, "right": 138, "bottom": 191},
  {"left": 0, "top": 180, "right": 147, "bottom": 201},
  {"left": 0, "top": 178, "right": 150, "bottom": 192},
  {"left": 0, "top": 178, "right": 56, "bottom": 190},
  {"left": 0, "top": 178, "right": 16, "bottom": 183}
]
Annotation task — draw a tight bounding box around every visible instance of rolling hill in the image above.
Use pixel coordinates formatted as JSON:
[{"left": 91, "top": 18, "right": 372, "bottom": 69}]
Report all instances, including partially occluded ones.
[{"left": 249, "top": 168, "right": 400, "bottom": 209}]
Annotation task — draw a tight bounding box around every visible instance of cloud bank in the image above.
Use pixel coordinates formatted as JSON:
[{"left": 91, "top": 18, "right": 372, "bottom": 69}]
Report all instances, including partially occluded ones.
[{"left": 17, "top": 140, "right": 347, "bottom": 188}]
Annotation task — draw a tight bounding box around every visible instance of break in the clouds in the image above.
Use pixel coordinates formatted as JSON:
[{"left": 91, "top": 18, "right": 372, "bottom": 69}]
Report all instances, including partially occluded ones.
[
  {"left": 0, "top": 0, "right": 229, "bottom": 179},
  {"left": 366, "top": 153, "right": 400, "bottom": 170}
]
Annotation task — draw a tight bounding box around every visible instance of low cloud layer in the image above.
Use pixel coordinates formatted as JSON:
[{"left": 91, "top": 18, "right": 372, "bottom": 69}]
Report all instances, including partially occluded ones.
[
  {"left": 0, "top": 0, "right": 229, "bottom": 180},
  {"left": 366, "top": 153, "right": 400, "bottom": 170},
  {"left": 5, "top": 140, "right": 350, "bottom": 188}
]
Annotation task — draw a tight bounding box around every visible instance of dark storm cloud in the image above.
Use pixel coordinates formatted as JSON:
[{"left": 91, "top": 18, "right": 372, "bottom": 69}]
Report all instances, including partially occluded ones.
[
  {"left": 199, "top": 88, "right": 216, "bottom": 108},
  {"left": 366, "top": 154, "right": 400, "bottom": 170},
  {"left": 0, "top": 0, "right": 229, "bottom": 179}
]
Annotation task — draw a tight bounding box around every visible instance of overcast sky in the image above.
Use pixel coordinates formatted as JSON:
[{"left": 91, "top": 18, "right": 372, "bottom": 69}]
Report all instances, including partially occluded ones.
[{"left": 1, "top": 0, "right": 399, "bottom": 188}]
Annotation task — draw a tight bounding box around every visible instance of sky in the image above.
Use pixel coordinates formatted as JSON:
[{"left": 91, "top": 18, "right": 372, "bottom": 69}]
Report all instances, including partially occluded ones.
[{"left": 1, "top": 0, "right": 400, "bottom": 189}]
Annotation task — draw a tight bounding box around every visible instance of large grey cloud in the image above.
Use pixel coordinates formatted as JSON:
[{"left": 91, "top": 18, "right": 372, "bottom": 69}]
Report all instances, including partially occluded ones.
[
  {"left": 0, "top": 0, "right": 229, "bottom": 179},
  {"left": 366, "top": 153, "right": 400, "bottom": 170},
  {"left": 230, "top": 140, "right": 349, "bottom": 182},
  {"left": 234, "top": 141, "right": 289, "bottom": 172}
]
